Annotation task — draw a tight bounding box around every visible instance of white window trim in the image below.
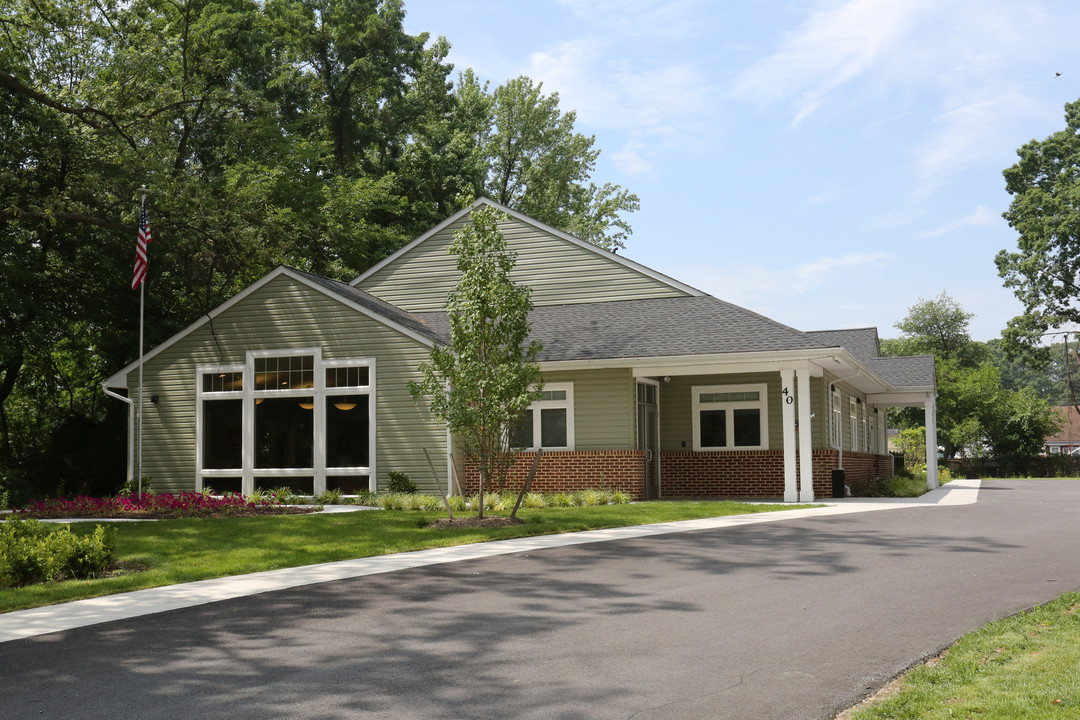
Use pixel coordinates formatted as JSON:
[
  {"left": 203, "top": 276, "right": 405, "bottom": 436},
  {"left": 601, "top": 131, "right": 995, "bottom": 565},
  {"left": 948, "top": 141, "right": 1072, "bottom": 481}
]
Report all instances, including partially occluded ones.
[
  {"left": 514, "top": 382, "right": 575, "bottom": 451},
  {"left": 692, "top": 383, "right": 769, "bottom": 451},
  {"left": 195, "top": 349, "right": 376, "bottom": 495}
]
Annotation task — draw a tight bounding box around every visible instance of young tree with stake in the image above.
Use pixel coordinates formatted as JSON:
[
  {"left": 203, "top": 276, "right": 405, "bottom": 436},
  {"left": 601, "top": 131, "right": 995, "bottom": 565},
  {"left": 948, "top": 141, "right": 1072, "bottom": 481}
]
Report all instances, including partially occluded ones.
[{"left": 409, "top": 203, "right": 542, "bottom": 519}]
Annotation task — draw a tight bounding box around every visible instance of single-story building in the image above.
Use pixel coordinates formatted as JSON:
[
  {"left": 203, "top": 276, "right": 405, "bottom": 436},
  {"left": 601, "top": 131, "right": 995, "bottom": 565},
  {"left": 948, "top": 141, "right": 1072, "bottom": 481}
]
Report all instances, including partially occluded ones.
[{"left": 104, "top": 198, "right": 938, "bottom": 501}]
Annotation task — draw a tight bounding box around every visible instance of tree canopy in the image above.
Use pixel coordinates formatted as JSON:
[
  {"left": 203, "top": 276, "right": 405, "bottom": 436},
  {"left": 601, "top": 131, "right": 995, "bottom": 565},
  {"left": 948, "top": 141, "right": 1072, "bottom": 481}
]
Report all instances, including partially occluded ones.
[
  {"left": 882, "top": 294, "right": 1059, "bottom": 461},
  {"left": 997, "top": 99, "right": 1080, "bottom": 353},
  {"left": 0, "top": 0, "right": 637, "bottom": 500}
]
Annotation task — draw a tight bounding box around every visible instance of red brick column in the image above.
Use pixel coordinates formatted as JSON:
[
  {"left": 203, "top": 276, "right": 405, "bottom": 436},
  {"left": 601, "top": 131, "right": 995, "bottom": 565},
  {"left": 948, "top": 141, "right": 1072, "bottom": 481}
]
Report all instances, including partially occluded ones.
[{"left": 463, "top": 450, "right": 647, "bottom": 499}]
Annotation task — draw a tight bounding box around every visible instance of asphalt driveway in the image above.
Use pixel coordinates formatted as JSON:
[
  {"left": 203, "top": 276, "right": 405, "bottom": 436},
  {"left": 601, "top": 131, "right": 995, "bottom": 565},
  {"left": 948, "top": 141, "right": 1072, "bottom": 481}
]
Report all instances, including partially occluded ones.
[{"left": 2, "top": 479, "right": 1079, "bottom": 719}]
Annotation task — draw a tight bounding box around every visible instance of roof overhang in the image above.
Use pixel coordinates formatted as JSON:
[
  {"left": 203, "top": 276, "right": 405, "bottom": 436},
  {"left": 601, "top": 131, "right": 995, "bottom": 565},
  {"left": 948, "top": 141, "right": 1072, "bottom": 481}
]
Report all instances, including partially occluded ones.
[
  {"left": 866, "top": 388, "right": 936, "bottom": 408},
  {"left": 541, "top": 346, "right": 895, "bottom": 393}
]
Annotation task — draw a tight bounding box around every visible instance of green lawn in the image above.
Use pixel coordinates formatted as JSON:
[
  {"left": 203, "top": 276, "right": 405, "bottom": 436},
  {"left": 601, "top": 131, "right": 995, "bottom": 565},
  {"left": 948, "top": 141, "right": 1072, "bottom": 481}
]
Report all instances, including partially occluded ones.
[
  {"left": 1, "top": 501, "right": 809, "bottom": 613},
  {"left": 849, "top": 590, "right": 1080, "bottom": 719}
]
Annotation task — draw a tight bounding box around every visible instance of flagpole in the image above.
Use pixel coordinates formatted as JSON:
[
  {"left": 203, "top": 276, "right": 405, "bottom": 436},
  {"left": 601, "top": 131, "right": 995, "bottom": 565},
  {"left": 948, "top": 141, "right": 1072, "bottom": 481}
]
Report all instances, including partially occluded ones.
[{"left": 136, "top": 187, "right": 149, "bottom": 498}]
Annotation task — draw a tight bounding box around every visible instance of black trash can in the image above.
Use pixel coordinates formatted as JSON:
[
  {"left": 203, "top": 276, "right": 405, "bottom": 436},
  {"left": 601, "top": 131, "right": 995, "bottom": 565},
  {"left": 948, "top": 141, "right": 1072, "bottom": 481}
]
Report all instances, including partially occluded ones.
[{"left": 831, "top": 468, "right": 846, "bottom": 498}]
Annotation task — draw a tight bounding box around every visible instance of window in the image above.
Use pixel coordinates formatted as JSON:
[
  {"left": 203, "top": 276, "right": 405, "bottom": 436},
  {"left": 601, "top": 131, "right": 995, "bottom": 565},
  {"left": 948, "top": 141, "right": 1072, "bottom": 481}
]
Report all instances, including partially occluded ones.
[
  {"left": 197, "top": 351, "right": 375, "bottom": 495},
  {"left": 849, "top": 397, "right": 859, "bottom": 452},
  {"left": 830, "top": 386, "right": 842, "bottom": 449},
  {"left": 510, "top": 384, "right": 574, "bottom": 450},
  {"left": 692, "top": 384, "right": 768, "bottom": 450}
]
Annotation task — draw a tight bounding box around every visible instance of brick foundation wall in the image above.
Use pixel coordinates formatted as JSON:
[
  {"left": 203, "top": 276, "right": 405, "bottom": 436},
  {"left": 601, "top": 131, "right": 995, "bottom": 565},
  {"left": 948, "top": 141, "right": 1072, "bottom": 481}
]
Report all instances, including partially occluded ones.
[
  {"left": 463, "top": 451, "right": 646, "bottom": 499},
  {"left": 813, "top": 450, "right": 894, "bottom": 497},
  {"left": 659, "top": 451, "right": 786, "bottom": 497},
  {"left": 463, "top": 449, "right": 894, "bottom": 500}
]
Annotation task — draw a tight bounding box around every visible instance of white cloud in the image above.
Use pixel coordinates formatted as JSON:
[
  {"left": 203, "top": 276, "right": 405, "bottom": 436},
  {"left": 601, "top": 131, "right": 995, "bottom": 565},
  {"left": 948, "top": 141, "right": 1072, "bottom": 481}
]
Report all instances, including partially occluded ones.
[
  {"left": 670, "top": 251, "right": 890, "bottom": 309},
  {"left": 730, "top": 0, "right": 937, "bottom": 123},
  {"left": 918, "top": 204, "right": 1002, "bottom": 238}
]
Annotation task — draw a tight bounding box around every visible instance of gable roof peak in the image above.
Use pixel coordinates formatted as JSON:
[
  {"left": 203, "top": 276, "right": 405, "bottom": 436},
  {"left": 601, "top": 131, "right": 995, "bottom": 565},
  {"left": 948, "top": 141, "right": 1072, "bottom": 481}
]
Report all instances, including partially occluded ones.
[{"left": 348, "top": 198, "right": 704, "bottom": 297}]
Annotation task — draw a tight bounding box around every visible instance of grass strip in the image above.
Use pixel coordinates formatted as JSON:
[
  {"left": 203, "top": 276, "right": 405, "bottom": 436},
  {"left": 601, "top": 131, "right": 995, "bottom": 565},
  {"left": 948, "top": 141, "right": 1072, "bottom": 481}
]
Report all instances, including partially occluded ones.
[
  {"left": 850, "top": 590, "right": 1080, "bottom": 719},
  {"left": 1, "top": 501, "right": 812, "bottom": 613}
]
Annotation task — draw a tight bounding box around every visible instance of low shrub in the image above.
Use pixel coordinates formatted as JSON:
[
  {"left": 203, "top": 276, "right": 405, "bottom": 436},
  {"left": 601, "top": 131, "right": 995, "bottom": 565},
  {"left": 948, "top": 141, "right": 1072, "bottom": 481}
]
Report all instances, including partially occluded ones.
[
  {"left": 522, "top": 492, "right": 546, "bottom": 509},
  {"left": 0, "top": 518, "right": 115, "bottom": 589},
  {"left": 316, "top": 488, "right": 343, "bottom": 505},
  {"left": 864, "top": 475, "right": 928, "bottom": 498},
  {"left": 387, "top": 472, "right": 418, "bottom": 494}
]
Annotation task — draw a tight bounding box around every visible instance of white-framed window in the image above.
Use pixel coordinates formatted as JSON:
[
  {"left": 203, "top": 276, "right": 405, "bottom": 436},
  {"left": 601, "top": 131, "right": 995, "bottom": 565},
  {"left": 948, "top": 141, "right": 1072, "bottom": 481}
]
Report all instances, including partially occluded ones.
[
  {"left": 196, "top": 349, "right": 375, "bottom": 496},
  {"left": 849, "top": 396, "right": 859, "bottom": 452},
  {"left": 868, "top": 410, "right": 878, "bottom": 454},
  {"left": 692, "top": 383, "right": 768, "bottom": 451},
  {"left": 509, "top": 383, "right": 574, "bottom": 450},
  {"left": 830, "top": 385, "right": 842, "bottom": 449}
]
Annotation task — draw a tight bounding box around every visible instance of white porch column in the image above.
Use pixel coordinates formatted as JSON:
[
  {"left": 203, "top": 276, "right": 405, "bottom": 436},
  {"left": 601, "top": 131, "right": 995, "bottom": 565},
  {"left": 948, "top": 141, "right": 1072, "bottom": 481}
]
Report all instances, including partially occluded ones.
[
  {"left": 925, "top": 395, "right": 939, "bottom": 489},
  {"left": 796, "top": 368, "right": 815, "bottom": 502},
  {"left": 780, "top": 369, "right": 798, "bottom": 502}
]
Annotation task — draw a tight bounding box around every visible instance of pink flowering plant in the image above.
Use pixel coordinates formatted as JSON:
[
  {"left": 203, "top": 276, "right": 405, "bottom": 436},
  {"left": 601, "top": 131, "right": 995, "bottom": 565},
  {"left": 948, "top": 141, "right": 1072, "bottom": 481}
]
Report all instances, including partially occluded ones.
[{"left": 16, "top": 492, "right": 316, "bottom": 520}]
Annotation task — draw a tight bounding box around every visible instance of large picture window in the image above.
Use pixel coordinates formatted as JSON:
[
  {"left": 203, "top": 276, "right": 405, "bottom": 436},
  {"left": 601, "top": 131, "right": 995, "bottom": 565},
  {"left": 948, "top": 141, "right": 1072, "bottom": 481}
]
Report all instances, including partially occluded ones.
[
  {"left": 692, "top": 384, "right": 768, "bottom": 451},
  {"left": 509, "top": 383, "right": 574, "bottom": 450},
  {"left": 197, "top": 350, "right": 374, "bottom": 496}
]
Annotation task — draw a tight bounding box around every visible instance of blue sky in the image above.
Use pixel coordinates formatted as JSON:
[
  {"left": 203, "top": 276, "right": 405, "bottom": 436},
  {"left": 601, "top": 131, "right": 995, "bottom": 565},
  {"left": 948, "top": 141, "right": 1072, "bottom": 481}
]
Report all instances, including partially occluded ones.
[{"left": 403, "top": 0, "right": 1080, "bottom": 341}]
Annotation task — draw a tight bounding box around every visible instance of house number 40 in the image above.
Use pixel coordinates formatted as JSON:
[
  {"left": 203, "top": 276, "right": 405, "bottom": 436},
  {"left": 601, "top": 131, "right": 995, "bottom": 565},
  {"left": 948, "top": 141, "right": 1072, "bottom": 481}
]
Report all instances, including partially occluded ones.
[{"left": 782, "top": 388, "right": 794, "bottom": 404}]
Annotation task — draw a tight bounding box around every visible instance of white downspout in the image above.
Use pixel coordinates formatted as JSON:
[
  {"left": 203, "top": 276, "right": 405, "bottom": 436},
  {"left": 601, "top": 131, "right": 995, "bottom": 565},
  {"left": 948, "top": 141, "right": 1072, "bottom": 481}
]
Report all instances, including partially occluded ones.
[{"left": 102, "top": 383, "right": 134, "bottom": 483}]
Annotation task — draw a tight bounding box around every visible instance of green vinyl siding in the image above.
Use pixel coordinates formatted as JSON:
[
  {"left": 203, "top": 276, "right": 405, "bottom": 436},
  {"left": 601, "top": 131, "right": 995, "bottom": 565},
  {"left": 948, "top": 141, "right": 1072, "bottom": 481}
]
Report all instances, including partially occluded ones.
[
  {"left": 543, "top": 368, "right": 635, "bottom": 450},
  {"left": 357, "top": 215, "right": 690, "bottom": 311},
  {"left": 125, "top": 275, "right": 446, "bottom": 494},
  {"left": 821, "top": 372, "right": 874, "bottom": 453}
]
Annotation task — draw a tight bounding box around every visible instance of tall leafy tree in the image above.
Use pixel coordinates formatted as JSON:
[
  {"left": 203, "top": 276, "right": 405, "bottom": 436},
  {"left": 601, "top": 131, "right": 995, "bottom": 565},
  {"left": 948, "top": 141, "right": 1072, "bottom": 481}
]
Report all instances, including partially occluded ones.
[
  {"left": 997, "top": 99, "right": 1080, "bottom": 352},
  {"left": 482, "top": 75, "right": 639, "bottom": 251},
  {"left": 882, "top": 295, "right": 1059, "bottom": 460},
  {"left": 408, "top": 203, "right": 543, "bottom": 519}
]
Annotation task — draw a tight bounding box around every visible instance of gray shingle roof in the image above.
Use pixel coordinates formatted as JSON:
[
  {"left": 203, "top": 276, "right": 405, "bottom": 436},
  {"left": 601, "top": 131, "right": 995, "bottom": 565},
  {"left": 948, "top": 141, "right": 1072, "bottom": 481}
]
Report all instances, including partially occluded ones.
[
  {"left": 806, "top": 328, "right": 880, "bottom": 361},
  {"left": 412, "top": 295, "right": 829, "bottom": 361},
  {"left": 865, "top": 356, "right": 936, "bottom": 387},
  {"left": 299, "top": 269, "right": 934, "bottom": 391},
  {"left": 290, "top": 268, "right": 445, "bottom": 344}
]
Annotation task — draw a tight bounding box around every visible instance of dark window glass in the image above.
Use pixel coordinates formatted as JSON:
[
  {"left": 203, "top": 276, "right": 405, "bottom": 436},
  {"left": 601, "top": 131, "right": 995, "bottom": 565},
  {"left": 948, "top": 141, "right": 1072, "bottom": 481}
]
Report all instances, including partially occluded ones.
[
  {"left": 700, "top": 409, "right": 727, "bottom": 447},
  {"left": 205, "top": 477, "right": 241, "bottom": 494},
  {"left": 202, "top": 372, "right": 243, "bottom": 393},
  {"left": 254, "top": 476, "right": 313, "bottom": 495},
  {"left": 733, "top": 408, "right": 761, "bottom": 447},
  {"left": 255, "top": 397, "right": 313, "bottom": 468},
  {"left": 326, "top": 366, "right": 369, "bottom": 388},
  {"left": 327, "top": 476, "right": 371, "bottom": 494},
  {"left": 327, "top": 395, "right": 369, "bottom": 468},
  {"left": 510, "top": 411, "right": 534, "bottom": 448},
  {"left": 202, "top": 399, "right": 242, "bottom": 469},
  {"left": 540, "top": 408, "right": 567, "bottom": 447},
  {"left": 255, "top": 356, "right": 314, "bottom": 390}
]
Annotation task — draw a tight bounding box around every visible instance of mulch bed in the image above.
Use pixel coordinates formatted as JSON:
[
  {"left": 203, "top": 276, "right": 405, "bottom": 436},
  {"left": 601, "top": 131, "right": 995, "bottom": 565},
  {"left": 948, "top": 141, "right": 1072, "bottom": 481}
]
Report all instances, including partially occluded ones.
[{"left": 426, "top": 516, "right": 526, "bottom": 529}]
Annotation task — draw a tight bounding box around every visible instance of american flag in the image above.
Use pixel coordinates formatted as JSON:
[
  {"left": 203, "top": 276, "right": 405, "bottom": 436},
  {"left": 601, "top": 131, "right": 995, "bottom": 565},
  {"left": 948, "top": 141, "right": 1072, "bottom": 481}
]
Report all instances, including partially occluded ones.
[{"left": 132, "top": 204, "right": 152, "bottom": 290}]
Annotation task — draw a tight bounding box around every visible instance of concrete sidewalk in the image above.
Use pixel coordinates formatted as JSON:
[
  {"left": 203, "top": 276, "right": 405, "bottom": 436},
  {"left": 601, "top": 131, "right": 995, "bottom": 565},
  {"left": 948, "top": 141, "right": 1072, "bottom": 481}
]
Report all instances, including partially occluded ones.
[{"left": 0, "top": 480, "right": 980, "bottom": 643}]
